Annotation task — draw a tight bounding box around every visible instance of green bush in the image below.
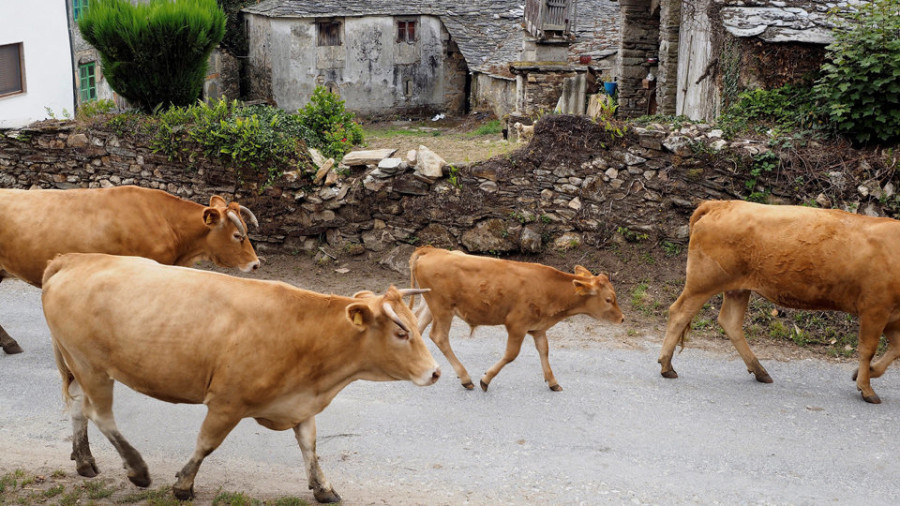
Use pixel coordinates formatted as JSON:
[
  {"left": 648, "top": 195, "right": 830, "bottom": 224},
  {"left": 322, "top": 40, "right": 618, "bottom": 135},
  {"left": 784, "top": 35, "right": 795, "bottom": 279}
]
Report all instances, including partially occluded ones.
[
  {"left": 296, "top": 86, "right": 364, "bottom": 160},
  {"left": 814, "top": 0, "right": 900, "bottom": 144},
  {"left": 79, "top": 0, "right": 226, "bottom": 112},
  {"left": 146, "top": 99, "right": 312, "bottom": 183}
]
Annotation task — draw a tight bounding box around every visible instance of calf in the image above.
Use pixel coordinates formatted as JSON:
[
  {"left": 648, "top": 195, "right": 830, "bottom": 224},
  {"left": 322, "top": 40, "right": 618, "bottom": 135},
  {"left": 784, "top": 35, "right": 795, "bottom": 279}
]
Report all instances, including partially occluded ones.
[
  {"left": 659, "top": 200, "right": 900, "bottom": 404},
  {"left": 409, "top": 246, "right": 624, "bottom": 391},
  {"left": 42, "top": 253, "right": 439, "bottom": 502}
]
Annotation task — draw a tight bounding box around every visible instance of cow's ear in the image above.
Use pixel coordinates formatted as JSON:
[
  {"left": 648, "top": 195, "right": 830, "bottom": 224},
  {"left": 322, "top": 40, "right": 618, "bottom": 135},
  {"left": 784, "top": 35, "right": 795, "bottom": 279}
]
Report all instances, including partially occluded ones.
[
  {"left": 346, "top": 303, "right": 373, "bottom": 331},
  {"left": 203, "top": 208, "right": 222, "bottom": 228},
  {"left": 209, "top": 195, "right": 228, "bottom": 208},
  {"left": 573, "top": 265, "right": 592, "bottom": 277},
  {"left": 352, "top": 290, "right": 376, "bottom": 299},
  {"left": 572, "top": 279, "right": 598, "bottom": 296}
]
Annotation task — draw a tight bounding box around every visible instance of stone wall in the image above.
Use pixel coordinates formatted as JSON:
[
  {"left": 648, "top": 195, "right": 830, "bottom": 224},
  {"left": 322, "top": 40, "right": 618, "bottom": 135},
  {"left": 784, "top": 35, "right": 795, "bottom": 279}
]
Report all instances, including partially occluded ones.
[
  {"left": 2, "top": 116, "right": 894, "bottom": 264},
  {"left": 614, "top": 0, "right": 660, "bottom": 118}
]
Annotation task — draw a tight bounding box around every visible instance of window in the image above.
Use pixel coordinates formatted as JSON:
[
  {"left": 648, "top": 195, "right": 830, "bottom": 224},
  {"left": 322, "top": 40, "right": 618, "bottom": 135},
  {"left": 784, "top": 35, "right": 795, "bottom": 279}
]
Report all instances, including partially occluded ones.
[
  {"left": 397, "top": 20, "right": 417, "bottom": 43},
  {"left": 0, "top": 43, "right": 25, "bottom": 98},
  {"left": 317, "top": 21, "right": 342, "bottom": 46},
  {"left": 73, "top": 0, "right": 90, "bottom": 21},
  {"left": 79, "top": 62, "right": 97, "bottom": 102}
]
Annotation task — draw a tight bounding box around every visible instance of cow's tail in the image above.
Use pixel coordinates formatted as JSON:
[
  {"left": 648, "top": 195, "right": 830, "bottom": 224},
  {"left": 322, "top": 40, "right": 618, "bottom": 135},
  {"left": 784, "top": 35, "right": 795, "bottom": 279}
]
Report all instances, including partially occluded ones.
[
  {"left": 53, "top": 341, "right": 75, "bottom": 409},
  {"left": 408, "top": 247, "right": 424, "bottom": 310},
  {"left": 687, "top": 200, "right": 721, "bottom": 236}
]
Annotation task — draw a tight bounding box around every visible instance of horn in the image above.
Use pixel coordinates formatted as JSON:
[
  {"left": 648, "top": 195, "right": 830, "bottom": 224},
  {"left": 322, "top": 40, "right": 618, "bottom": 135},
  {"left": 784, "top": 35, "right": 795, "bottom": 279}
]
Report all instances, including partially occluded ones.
[
  {"left": 382, "top": 302, "right": 409, "bottom": 333},
  {"left": 239, "top": 205, "right": 259, "bottom": 228},
  {"left": 226, "top": 210, "right": 246, "bottom": 237},
  {"left": 398, "top": 288, "right": 430, "bottom": 297}
]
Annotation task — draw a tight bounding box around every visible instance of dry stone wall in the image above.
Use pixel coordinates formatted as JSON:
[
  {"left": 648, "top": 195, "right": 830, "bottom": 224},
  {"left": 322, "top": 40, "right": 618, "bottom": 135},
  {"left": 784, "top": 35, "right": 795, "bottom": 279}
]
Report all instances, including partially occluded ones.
[{"left": 1, "top": 116, "right": 893, "bottom": 265}]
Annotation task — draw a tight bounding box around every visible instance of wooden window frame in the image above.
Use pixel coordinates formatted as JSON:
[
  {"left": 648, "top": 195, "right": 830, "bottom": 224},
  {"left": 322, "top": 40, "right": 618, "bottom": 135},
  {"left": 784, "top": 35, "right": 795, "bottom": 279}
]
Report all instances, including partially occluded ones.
[
  {"left": 0, "top": 42, "right": 26, "bottom": 99},
  {"left": 316, "top": 20, "right": 342, "bottom": 47},
  {"left": 396, "top": 19, "right": 418, "bottom": 44},
  {"left": 79, "top": 61, "right": 97, "bottom": 103}
]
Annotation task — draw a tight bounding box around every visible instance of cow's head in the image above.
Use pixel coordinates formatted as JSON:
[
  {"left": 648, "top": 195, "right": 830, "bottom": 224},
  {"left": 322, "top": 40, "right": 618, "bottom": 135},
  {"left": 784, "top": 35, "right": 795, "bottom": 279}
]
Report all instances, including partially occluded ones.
[
  {"left": 571, "top": 265, "right": 625, "bottom": 324},
  {"left": 202, "top": 196, "right": 261, "bottom": 272},
  {"left": 346, "top": 286, "right": 441, "bottom": 386}
]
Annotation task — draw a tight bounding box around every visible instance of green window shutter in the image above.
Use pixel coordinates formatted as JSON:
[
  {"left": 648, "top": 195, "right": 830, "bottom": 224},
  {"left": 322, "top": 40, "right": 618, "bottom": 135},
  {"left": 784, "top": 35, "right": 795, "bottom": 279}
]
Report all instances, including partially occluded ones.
[{"left": 79, "top": 62, "right": 96, "bottom": 102}]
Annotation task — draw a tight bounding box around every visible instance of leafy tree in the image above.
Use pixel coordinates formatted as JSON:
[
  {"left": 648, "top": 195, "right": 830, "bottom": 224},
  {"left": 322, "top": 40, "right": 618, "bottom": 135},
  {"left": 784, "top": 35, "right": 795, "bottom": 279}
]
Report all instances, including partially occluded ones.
[
  {"left": 296, "top": 87, "right": 364, "bottom": 159},
  {"left": 78, "top": 0, "right": 226, "bottom": 112},
  {"left": 814, "top": 0, "right": 900, "bottom": 144}
]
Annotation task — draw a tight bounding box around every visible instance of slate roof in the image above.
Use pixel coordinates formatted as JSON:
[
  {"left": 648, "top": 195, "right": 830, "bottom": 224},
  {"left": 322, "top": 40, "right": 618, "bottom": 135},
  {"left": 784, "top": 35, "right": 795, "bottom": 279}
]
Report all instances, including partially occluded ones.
[
  {"left": 243, "top": 0, "right": 620, "bottom": 74},
  {"left": 717, "top": 0, "right": 861, "bottom": 44}
]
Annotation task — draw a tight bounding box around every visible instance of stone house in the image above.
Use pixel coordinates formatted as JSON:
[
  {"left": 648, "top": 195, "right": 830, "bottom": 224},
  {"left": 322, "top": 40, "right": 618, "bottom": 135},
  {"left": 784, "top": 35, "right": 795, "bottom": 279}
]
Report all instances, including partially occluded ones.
[
  {"left": 0, "top": 0, "right": 74, "bottom": 128},
  {"left": 242, "top": 0, "right": 620, "bottom": 118},
  {"left": 614, "top": 0, "right": 862, "bottom": 121}
]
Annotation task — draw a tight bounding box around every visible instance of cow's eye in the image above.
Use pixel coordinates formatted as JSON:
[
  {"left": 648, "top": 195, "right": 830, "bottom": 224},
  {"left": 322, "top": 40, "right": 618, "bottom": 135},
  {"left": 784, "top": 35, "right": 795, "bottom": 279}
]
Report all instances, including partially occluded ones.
[
  {"left": 395, "top": 329, "right": 409, "bottom": 340},
  {"left": 233, "top": 233, "right": 243, "bottom": 241},
  {"left": 606, "top": 297, "right": 612, "bottom": 303}
]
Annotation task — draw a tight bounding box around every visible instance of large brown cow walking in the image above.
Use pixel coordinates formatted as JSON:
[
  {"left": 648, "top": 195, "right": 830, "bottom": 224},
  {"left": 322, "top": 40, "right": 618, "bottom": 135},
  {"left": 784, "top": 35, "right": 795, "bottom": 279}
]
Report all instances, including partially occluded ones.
[
  {"left": 659, "top": 200, "right": 900, "bottom": 404},
  {"left": 0, "top": 185, "right": 260, "bottom": 355},
  {"left": 409, "top": 246, "right": 624, "bottom": 391},
  {"left": 42, "top": 253, "right": 440, "bottom": 502}
]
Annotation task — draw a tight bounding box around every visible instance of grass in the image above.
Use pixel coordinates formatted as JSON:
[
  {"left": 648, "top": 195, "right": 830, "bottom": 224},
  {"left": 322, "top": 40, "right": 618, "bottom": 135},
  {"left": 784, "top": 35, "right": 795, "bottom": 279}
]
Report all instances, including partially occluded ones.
[{"left": 469, "top": 119, "right": 503, "bottom": 136}]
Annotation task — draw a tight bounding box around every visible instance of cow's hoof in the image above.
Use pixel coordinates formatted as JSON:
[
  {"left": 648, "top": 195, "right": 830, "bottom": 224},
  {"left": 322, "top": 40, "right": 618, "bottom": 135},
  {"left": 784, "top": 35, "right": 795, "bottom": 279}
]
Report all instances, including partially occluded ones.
[
  {"left": 1, "top": 342, "right": 23, "bottom": 354},
  {"left": 313, "top": 488, "right": 342, "bottom": 503},
  {"left": 76, "top": 461, "right": 99, "bottom": 478},
  {"left": 480, "top": 380, "right": 489, "bottom": 392},
  {"left": 861, "top": 392, "right": 882, "bottom": 404},
  {"left": 754, "top": 372, "right": 773, "bottom": 384},
  {"left": 172, "top": 485, "right": 194, "bottom": 501},
  {"left": 127, "top": 467, "right": 151, "bottom": 488},
  {"left": 661, "top": 370, "right": 678, "bottom": 379},
  {"left": 461, "top": 381, "right": 475, "bottom": 390},
  {"left": 549, "top": 384, "right": 563, "bottom": 392}
]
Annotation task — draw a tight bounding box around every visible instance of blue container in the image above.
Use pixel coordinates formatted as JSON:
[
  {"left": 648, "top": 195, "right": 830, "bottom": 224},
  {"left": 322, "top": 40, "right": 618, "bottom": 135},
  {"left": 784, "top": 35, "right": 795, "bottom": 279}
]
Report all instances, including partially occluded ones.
[{"left": 604, "top": 82, "right": 617, "bottom": 96}]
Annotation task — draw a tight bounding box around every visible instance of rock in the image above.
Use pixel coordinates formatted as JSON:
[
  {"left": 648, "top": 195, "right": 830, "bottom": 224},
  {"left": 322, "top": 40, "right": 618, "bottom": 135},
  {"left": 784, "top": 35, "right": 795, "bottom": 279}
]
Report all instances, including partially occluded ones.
[
  {"left": 568, "top": 197, "right": 582, "bottom": 211},
  {"left": 710, "top": 139, "right": 729, "bottom": 151},
  {"left": 460, "top": 219, "right": 516, "bottom": 253},
  {"left": 362, "top": 229, "right": 394, "bottom": 252},
  {"left": 707, "top": 129, "right": 724, "bottom": 139},
  {"left": 417, "top": 223, "right": 456, "bottom": 249},
  {"left": 480, "top": 181, "right": 498, "bottom": 193},
  {"left": 324, "top": 169, "right": 338, "bottom": 186},
  {"left": 363, "top": 175, "right": 389, "bottom": 192},
  {"left": 99, "top": 179, "right": 114, "bottom": 188},
  {"left": 406, "top": 150, "right": 417, "bottom": 166},
  {"left": 392, "top": 178, "right": 429, "bottom": 196},
  {"left": 378, "top": 244, "right": 417, "bottom": 275},
  {"left": 815, "top": 193, "right": 832, "bottom": 208},
  {"left": 553, "top": 232, "right": 582, "bottom": 251},
  {"left": 519, "top": 226, "right": 542, "bottom": 253},
  {"left": 663, "top": 135, "right": 692, "bottom": 156},
  {"left": 314, "top": 159, "right": 335, "bottom": 184},
  {"left": 378, "top": 157, "right": 405, "bottom": 175},
  {"left": 66, "top": 133, "right": 89, "bottom": 148},
  {"left": 309, "top": 148, "right": 327, "bottom": 168},
  {"left": 341, "top": 149, "right": 397, "bottom": 166},
  {"left": 414, "top": 145, "right": 446, "bottom": 178}
]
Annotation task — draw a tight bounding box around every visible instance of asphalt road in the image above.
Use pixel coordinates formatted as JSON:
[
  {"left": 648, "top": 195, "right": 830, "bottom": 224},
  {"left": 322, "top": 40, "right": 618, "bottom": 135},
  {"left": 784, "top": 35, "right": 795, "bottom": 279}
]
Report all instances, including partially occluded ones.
[{"left": 2, "top": 278, "right": 900, "bottom": 505}]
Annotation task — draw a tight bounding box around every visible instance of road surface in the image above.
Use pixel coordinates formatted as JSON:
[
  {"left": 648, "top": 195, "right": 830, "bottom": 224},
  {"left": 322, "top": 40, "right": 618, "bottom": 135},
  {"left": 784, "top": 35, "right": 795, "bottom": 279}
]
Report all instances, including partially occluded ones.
[{"left": 1, "top": 278, "right": 899, "bottom": 505}]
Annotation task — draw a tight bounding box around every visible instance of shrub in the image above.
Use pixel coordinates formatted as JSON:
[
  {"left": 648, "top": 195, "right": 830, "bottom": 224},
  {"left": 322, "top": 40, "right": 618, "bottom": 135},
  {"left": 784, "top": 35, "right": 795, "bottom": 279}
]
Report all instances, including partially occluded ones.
[
  {"left": 79, "top": 0, "right": 226, "bottom": 112},
  {"left": 718, "top": 85, "right": 823, "bottom": 137},
  {"left": 296, "top": 86, "right": 364, "bottom": 160},
  {"left": 146, "top": 99, "right": 312, "bottom": 184},
  {"left": 814, "top": 0, "right": 900, "bottom": 144}
]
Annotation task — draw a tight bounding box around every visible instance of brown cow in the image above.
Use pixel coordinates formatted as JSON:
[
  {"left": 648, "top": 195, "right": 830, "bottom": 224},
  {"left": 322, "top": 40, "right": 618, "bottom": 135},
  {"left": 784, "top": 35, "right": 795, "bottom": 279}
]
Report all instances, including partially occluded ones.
[
  {"left": 0, "top": 185, "right": 260, "bottom": 355},
  {"left": 42, "top": 253, "right": 439, "bottom": 502},
  {"left": 659, "top": 199, "right": 900, "bottom": 404},
  {"left": 409, "top": 246, "right": 624, "bottom": 391}
]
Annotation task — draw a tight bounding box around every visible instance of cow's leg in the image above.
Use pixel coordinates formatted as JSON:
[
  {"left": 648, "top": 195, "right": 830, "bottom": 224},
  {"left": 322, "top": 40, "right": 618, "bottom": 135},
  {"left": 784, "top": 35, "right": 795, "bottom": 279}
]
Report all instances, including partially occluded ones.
[
  {"left": 173, "top": 408, "right": 241, "bottom": 500},
  {"left": 855, "top": 313, "right": 889, "bottom": 404},
  {"left": 718, "top": 290, "right": 772, "bottom": 383},
  {"left": 428, "top": 311, "right": 473, "bottom": 389},
  {"left": 859, "top": 321, "right": 900, "bottom": 380},
  {"left": 531, "top": 330, "right": 561, "bottom": 391},
  {"left": 480, "top": 327, "right": 527, "bottom": 391},
  {"left": 658, "top": 291, "right": 712, "bottom": 379},
  {"left": 79, "top": 375, "right": 150, "bottom": 487},
  {"left": 413, "top": 300, "right": 432, "bottom": 333},
  {"left": 294, "top": 417, "right": 341, "bottom": 503},
  {"left": 0, "top": 324, "right": 23, "bottom": 354},
  {"left": 67, "top": 380, "right": 99, "bottom": 477}
]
